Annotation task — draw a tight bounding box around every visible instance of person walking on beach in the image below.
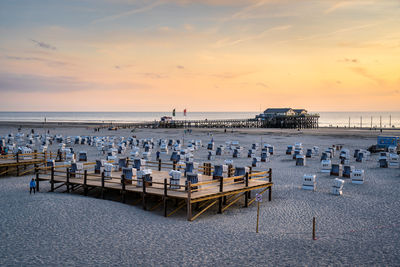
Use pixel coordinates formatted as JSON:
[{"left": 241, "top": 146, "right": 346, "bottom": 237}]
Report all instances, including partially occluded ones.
[{"left": 29, "top": 178, "right": 36, "bottom": 194}]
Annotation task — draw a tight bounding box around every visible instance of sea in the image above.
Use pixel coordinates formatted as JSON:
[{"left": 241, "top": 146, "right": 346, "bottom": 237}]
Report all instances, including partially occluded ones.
[{"left": 0, "top": 111, "right": 399, "bottom": 128}]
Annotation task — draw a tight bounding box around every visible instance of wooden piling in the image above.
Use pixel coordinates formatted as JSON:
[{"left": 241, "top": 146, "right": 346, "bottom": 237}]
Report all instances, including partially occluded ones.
[
  {"left": 218, "top": 177, "right": 223, "bottom": 214},
  {"left": 187, "top": 181, "right": 192, "bottom": 221},
  {"left": 35, "top": 168, "right": 40, "bottom": 192},
  {"left": 244, "top": 172, "right": 249, "bottom": 207},
  {"left": 101, "top": 171, "right": 105, "bottom": 199},
  {"left": 50, "top": 167, "right": 54, "bottom": 192},
  {"left": 269, "top": 168, "right": 272, "bottom": 202},
  {"left": 142, "top": 178, "right": 147, "bottom": 210},
  {"left": 312, "top": 217, "right": 316, "bottom": 240},
  {"left": 248, "top": 166, "right": 252, "bottom": 199},
  {"left": 163, "top": 178, "right": 168, "bottom": 217},
  {"left": 121, "top": 174, "right": 126, "bottom": 203},
  {"left": 158, "top": 159, "right": 162, "bottom": 171},
  {"left": 66, "top": 168, "right": 70, "bottom": 193},
  {"left": 83, "top": 170, "right": 88, "bottom": 196}
]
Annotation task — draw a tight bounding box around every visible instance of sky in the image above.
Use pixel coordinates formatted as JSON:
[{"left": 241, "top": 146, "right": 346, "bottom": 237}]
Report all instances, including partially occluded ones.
[{"left": 0, "top": 0, "right": 399, "bottom": 112}]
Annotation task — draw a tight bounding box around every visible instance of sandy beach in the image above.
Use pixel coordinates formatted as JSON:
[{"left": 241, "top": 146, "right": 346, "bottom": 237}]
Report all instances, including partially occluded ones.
[{"left": 0, "top": 125, "right": 399, "bottom": 266}]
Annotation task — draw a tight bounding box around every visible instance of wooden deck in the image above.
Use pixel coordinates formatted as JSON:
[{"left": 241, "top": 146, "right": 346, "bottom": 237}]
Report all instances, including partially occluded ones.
[
  {"left": 0, "top": 152, "right": 64, "bottom": 176},
  {"left": 36, "top": 162, "right": 273, "bottom": 221}
]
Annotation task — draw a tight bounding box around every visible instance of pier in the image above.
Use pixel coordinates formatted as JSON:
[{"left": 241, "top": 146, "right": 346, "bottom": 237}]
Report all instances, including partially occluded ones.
[
  {"left": 112, "top": 115, "right": 319, "bottom": 129},
  {"left": 36, "top": 161, "right": 273, "bottom": 221}
]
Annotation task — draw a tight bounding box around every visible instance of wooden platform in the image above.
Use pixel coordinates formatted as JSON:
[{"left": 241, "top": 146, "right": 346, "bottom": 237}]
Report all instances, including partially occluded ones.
[
  {"left": 36, "top": 162, "right": 273, "bottom": 221},
  {"left": 0, "top": 152, "right": 63, "bottom": 176}
]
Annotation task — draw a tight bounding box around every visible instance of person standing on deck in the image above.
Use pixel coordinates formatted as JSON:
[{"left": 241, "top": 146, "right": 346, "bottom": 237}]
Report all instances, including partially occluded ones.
[{"left": 29, "top": 178, "right": 36, "bottom": 194}]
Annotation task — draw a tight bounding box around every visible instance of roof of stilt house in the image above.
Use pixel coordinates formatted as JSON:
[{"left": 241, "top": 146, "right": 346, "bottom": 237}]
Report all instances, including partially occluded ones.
[{"left": 263, "top": 108, "right": 293, "bottom": 114}]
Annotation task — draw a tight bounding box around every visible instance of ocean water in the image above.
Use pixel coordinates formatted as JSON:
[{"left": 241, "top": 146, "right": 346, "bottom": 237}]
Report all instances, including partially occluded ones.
[{"left": 0, "top": 111, "right": 399, "bottom": 128}]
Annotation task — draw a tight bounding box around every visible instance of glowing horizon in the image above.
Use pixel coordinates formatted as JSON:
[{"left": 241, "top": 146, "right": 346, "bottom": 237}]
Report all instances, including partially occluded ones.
[{"left": 1, "top": 0, "right": 399, "bottom": 112}]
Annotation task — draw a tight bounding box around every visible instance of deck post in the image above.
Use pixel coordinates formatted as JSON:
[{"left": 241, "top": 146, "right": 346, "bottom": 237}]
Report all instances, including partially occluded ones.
[
  {"left": 121, "top": 174, "right": 126, "bottom": 203},
  {"left": 269, "top": 168, "right": 272, "bottom": 202},
  {"left": 244, "top": 172, "right": 249, "bottom": 207},
  {"left": 173, "top": 161, "right": 176, "bottom": 170},
  {"left": 101, "top": 171, "right": 105, "bottom": 199},
  {"left": 83, "top": 170, "right": 88, "bottom": 196},
  {"left": 163, "top": 178, "right": 168, "bottom": 217},
  {"left": 50, "top": 167, "right": 54, "bottom": 192},
  {"left": 142, "top": 176, "right": 147, "bottom": 210},
  {"left": 248, "top": 166, "right": 252, "bottom": 199},
  {"left": 35, "top": 167, "right": 40, "bottom": 192},
  {"left": 187, "top": 181, "right": 192, "bottom": 221},
  {"left": 158, "top": 159, "right": 162, "bottom": 171},
  {"left": 66, "top": 168, "right": 70, "bottom": 193},
  {"left": 34, "top": 150, "right": 37, "bottom": 159},
  {"left": 16, "top": 153, "right": 19, "bottom": 176},
  {"left": 224, "top": 165, "right": 233, "bottom": 205},
  {"left": 218, "top": 176, "right": 223, "bottom": 214}
]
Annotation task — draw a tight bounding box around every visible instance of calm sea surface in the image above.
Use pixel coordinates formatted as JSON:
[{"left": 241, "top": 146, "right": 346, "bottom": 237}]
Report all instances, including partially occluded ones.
[{"left": 0, "top": 111, "right": 399, "bottom": 128}]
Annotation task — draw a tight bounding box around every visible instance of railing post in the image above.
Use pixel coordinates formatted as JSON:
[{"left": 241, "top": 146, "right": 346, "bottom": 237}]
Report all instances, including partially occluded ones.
[
  {"left": 142, "top": 176, "right": 147, "bottom": 210},
  {"left": 244, "top": 172, "right": 249, "bottom": 207},
  {"left": 173, "top": 161, "right": 176, "bottom": 170},
  {"left": 163, "top": 178, "right": 168, "bottom": 217},
  {"left": 158, "top": 159, "right": 162, "bottom": 171},
  {"left": 35, "top": 167, "right": 40, "bottom": 192},
  {"left": 83, "top": 170, "right": 88, "bottom": 196},
  {"left": 50, "top": 167, "right": 54, "bottom": 192},
  {"left": 224, "top": 165, "right": 232, "bottom": 205},
  {"left": 248, "top": 166, "right": 252, "bottom": 199},
  {"left": 121, "top": 174, "right": 126, "bottom": 203},
  {"left": 66, "top": 168, "right": 70, "bottom": 193},
  {"left": 269, "top": 168, "right": 272, "bottom": 202},
  {"left": 187, "top": 181, "right": 192, "bottom": 221},
  {"left": 16, "top": 153, "right": 19, "bottom": 163},
  {"left": 101, "top": 171, "right": 105, "bottom": 199},
  {"left": 34, "top": 150, "right": 37, "bottom": 159},
  {"left": 218, "top": 177, "right": 223, "bottom": 214}
]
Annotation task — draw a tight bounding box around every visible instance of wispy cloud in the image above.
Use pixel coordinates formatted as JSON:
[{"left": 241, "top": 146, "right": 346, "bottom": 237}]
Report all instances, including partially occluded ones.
[
  {"left": 114, "top": 64, "right": 133, "bottom": 70},
  {"left": 297, "top": 23, "right": 378, "bottom": 41},
  {"left": 256, "top": 82, "right": 268, "bottom": 88},
  {"left": 338, "top": 58, "right": 359, "bottom": 63},
  {"left": 215, "top": 24, "right": 291, "bottom": 48},
  {"left": 30, "top": 39, "right": 56, "bottom": 50},
  {"left": 351, "top": 67, "right": 384, "bottom": 85},
  {"left": 220, "top": 0, "right": 277, "bottom": 22},
  {"left": 176, "top": 65, "right": 184, "bottom": 69},
  {"left": 0, "top": 73, "right": 150, "bottom": 93},
  {"left": 324, "top": 1, "right": 352, "bottom": 14},
  {"left": 140, "top": 72, "right": 168, "bottom": 79},
  {"left": 324, "top": 0, "right": 376, "bottom": 14},
  {"left": 211, "top": 70, "right": 256, "bottom": 79},
  {"left": 5, "top": 55, "right": 68, "bottom": 67},
  {"left": 92, "top": 1, "right": 163, "bottom": 24},
  {"left": 0, "top": 73, "right": 92, "bottom": 93}
]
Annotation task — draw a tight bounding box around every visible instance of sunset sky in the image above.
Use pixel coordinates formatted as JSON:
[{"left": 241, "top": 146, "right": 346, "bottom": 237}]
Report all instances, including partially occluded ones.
[{"left": 0, "top": 0, "right": 399, "bottom": 112}]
